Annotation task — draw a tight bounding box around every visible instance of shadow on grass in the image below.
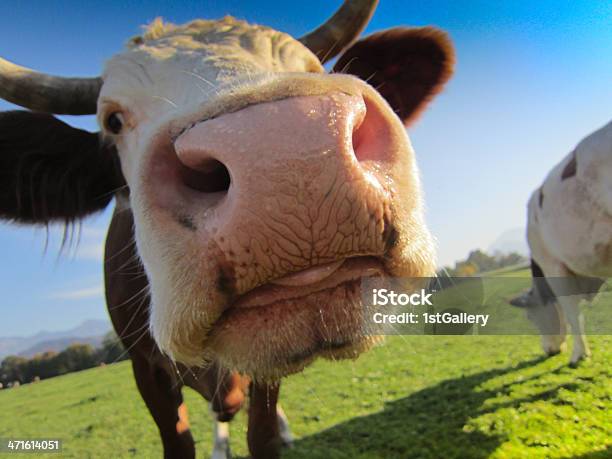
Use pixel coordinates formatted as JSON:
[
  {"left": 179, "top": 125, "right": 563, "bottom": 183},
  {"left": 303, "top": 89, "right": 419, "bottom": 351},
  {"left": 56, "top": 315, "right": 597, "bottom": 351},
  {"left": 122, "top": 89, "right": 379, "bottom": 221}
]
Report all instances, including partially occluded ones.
[
  {"left": 567, "top": 447, "right": 611, "bottom": 459},
  {"left": 280, "top": 355, "right": 573, "bottom": 459}
]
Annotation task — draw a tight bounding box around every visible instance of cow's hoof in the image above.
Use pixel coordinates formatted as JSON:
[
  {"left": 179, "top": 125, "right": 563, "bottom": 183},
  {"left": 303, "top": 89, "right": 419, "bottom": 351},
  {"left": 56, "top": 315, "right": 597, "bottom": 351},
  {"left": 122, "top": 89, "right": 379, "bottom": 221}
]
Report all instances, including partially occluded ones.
[
  {"left": 543, "top": 340, "right": 566, "bottom": 357},
  {"left": 569, "top": 355, "right": 590, "bottom": 369},
  {"left": 211, "top": 444, "right": 231, "bottom": 459},
  {"left": 281, "top": 437, "right": 294, "bottom": 449},
  {"left": 279, "top": 427, "right": 294, "bottom": 449},
  {"left": 277, "top": 405, "right": 293, "bottom": 448},
  {"left": 509, "top": 291, "right": 538, "bottom": 308}
]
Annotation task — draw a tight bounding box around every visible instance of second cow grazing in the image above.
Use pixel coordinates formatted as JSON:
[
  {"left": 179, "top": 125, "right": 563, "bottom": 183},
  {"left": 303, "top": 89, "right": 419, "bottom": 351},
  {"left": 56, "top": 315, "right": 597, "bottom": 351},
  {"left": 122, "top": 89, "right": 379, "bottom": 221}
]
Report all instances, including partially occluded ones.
[
  {"left": 0, "top": 1, "right": 454, "bottom": 457},
  {"left": 511, "top": 121, "right": 612, "bottom": 367}
]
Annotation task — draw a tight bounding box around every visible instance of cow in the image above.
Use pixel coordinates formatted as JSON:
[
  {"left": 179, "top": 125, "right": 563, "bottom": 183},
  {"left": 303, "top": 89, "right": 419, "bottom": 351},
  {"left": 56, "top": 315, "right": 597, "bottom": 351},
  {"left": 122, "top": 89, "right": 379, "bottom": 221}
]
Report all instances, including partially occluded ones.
[
  {"left": 510, "top": 121, "right": 611, "bottom": 367},
  {"left": 0, "top": 1, "right": 454, "bottom": 457}
]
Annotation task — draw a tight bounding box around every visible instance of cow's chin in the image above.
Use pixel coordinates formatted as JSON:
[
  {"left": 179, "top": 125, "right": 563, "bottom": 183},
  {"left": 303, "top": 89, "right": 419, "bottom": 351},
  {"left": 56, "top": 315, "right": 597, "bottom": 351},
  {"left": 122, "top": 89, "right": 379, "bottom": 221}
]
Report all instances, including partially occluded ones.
[{"left": 201, "top": 256, "right": 384, "bottom": 381}]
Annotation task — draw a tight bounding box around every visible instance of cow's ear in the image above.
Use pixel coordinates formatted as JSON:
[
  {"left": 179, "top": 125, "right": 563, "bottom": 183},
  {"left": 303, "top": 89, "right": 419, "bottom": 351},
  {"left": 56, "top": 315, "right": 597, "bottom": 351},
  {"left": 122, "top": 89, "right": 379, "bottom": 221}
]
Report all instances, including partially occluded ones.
[
  {"left": 333, "top": 27, "right": 454, "bottom": 126},
  {"left": 0, "top": 111, "right": 124, "bottom": 224}
]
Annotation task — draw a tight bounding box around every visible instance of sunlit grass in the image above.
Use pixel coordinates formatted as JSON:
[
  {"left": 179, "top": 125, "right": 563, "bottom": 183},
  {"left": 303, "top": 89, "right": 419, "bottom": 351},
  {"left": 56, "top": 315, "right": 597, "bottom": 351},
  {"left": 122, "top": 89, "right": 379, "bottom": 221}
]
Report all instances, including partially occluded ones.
[{"left": 1, "top": 271, "right": 610, "bottom": 458}]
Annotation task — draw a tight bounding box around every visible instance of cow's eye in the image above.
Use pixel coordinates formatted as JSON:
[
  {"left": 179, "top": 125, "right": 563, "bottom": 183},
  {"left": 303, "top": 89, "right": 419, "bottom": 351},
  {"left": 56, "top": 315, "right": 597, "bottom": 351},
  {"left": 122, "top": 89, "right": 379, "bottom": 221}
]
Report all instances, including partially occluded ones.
[{"left": 105, "top": 112, "right": 124, "bottom": 134}]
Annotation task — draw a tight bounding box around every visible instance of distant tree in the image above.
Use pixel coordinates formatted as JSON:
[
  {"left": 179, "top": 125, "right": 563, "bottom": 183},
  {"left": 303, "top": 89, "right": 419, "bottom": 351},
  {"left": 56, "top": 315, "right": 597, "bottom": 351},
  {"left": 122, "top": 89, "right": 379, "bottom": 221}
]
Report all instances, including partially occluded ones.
[
  {"left": 454, "top": 261, "right": 478, "bottom": 277},
  {"left": 0, "top": 336, "right": 129, "bottom": 386},
  {"left": 97, "top": 331, "right": 128, "bottom": 364},
  {"left": 441, "top": 249, "right": 527, "bottom": 277},
  {"left": 465, "top": 250, "right": 497, "bottom": 272},
  {"left": 495, "top": 251, "right": 525, "bottom": 267},
  {"left": 24, "top": 351, "right": 58, "bottom": 380},
  {"left": 54, "top": 344, "right": 97, "bottom": 375},
  {"left": 0, "top": 356, "right": 28, "bottom": 384}
]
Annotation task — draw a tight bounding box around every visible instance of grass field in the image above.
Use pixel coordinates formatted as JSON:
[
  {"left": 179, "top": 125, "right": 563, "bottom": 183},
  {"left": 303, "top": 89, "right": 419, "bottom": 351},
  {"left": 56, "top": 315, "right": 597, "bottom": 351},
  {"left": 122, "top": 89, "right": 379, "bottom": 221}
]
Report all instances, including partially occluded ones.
[{"left": 1, "top": 271, "right": 611, "bottom": 458}]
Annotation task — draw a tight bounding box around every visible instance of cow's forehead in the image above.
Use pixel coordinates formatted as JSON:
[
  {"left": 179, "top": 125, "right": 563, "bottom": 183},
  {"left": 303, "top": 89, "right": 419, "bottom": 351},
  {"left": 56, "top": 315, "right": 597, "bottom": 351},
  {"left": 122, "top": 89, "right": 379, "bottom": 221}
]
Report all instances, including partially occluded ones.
[
  {"left": 128, "top": 16, "right": 284, "bottom": 47},
  {"left": 102, "top": 17, "right": 323, "bottom": 89}
]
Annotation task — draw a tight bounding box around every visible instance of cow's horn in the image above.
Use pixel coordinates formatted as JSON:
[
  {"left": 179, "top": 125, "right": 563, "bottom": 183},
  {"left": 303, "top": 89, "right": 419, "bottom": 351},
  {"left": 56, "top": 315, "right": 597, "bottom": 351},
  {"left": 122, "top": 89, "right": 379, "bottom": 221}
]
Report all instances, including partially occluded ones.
[
  {"left": 299, "top": 0, "right": 378, "bottom": 63},
  {"left": 0, "top": 57, "right": 101, "bottom": 115}
]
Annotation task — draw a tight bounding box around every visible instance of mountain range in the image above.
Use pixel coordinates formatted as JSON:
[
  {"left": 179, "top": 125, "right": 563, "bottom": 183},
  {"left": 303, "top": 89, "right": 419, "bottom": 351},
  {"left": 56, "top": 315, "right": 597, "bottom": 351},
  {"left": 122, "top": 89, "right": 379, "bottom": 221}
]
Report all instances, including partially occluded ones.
[
  {"left": 0, "top": 319, "right": 111, "bottom": 360},
  {"left": 488, "top": 227, "right": 528, "bottom": 256}
]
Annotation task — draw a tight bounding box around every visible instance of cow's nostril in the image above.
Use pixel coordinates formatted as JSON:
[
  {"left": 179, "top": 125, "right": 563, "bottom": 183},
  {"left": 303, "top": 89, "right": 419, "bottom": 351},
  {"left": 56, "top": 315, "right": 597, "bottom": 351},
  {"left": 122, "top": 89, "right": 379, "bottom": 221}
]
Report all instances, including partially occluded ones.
[
  {"left": 351, "top": 97, "right": 392, "bottom": 163},
  {"left": 179, "top": 158, "right": 231, "bottom": 193}
]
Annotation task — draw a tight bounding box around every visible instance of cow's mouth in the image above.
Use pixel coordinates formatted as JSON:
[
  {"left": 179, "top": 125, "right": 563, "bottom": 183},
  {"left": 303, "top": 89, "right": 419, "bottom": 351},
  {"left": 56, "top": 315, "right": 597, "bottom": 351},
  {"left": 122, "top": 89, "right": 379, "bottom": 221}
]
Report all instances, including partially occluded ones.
[
  {"left": 232, "top": 256, "right": 383, "bottom": 309},
  {"left": 204, "top": 256, "right": 385, "bottom": 378}
]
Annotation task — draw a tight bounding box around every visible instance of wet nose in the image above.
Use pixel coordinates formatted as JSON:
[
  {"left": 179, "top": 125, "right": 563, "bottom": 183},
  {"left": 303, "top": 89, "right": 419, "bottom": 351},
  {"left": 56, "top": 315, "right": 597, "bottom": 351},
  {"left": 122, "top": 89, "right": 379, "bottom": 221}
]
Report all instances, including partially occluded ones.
[
  {"left": 173, "top": 93, "right": 396, "bottom": 248},
  {"left": 176, "top": 94, "right": 367, "bottom": 183},
  {"left": 175, "top": 92, "right": 398, "bottom": 195}
]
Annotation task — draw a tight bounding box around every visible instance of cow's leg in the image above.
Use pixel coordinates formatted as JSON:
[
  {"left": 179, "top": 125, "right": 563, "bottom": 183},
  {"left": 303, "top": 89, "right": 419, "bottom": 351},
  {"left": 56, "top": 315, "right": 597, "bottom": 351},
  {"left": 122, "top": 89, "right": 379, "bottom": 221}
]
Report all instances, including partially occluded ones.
[
  {"left": 276, "top": 405, "right": 294, "bottom": 447},
  {"left": 555, "top": 293, "right": 590, "bottom": 366},
  {"left": 184, "top": 365, "right": 247, "bottom": 459},
  {"left": 540, "top": 304, "right": 568, "bottom": 357},
  {"left": 523, "top": 258, "right": 568, "bottom": 355},
  {"left": 131, "top": 357, "right": 195, "bottom": 459},
  {"left": 543, "top": 268, "right": 601, "bottom": 366},
  {"left": 210, "top": 407, "right": 230, "bottom": 459},
  {"left": 248, "top": 382, "right": 284, "bottom": 459}
]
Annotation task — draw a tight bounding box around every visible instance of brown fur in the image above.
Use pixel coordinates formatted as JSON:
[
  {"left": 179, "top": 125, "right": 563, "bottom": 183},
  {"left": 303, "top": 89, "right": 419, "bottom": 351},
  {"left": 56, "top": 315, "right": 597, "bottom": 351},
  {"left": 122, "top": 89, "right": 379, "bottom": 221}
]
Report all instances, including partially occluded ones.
[
  {"left": 333, "top": 27, "right": 455, "bottom": 125},
  {"left": 176, "top": 403, "right": 190, "bottom": 434},
  {"left": 0, "top": 111, "right": 123, "bottom": 224}
]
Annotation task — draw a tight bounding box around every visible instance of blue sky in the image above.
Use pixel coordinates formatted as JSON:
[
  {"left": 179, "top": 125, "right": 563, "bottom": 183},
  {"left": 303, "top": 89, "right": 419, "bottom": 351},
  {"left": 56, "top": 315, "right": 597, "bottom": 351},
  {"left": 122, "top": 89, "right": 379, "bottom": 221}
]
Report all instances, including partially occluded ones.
[{"left": 1, "top": 0, "right": 610, "bottom": 335}]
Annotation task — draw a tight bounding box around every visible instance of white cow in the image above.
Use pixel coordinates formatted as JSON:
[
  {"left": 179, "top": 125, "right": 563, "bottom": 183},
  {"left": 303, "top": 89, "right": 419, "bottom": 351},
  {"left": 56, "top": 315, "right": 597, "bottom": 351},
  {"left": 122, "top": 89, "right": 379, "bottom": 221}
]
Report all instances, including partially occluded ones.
[{"left": 511, "top": 121, "right": 612, "bottom": 365}]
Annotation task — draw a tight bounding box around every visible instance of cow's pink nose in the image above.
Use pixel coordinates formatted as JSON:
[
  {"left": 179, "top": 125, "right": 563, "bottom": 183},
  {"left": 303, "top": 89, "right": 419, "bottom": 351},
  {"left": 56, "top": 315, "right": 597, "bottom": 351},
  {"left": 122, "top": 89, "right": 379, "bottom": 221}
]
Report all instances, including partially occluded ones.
[{"left": 174, "top": 93, "right": 390, "bottom": 199}]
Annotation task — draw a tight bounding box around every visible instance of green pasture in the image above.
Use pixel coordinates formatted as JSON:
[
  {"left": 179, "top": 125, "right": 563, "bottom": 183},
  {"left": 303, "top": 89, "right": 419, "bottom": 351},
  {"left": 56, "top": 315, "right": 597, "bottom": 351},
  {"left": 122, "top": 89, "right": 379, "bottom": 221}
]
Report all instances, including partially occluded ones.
[{"left": 1, "top": 270, "right": 610, "bottom": 458}]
